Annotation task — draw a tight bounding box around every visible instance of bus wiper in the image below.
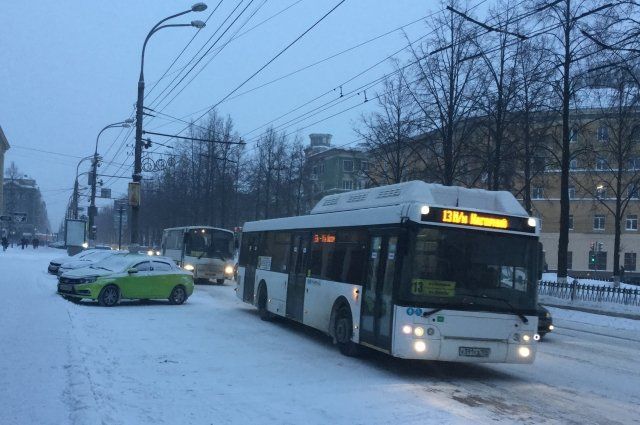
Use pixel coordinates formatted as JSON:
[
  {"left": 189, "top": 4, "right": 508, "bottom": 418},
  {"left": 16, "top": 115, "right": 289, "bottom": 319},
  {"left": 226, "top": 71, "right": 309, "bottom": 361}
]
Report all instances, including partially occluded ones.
[
  {"left": 461, "top": 294, "right": 528, "bottom": 324},
  {"left": 422, "top": 308, "right": 443, "bottom": 318}
]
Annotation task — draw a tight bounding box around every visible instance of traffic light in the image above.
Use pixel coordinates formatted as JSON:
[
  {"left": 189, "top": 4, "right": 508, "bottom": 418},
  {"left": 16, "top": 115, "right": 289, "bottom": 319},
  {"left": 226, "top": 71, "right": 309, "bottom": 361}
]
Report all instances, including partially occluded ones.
[
  {"left": 589, "top": 251, "right": 597, "bottom": 266},
  {"left": 598, "top": 242, "right": 604, "bottom": 251}
]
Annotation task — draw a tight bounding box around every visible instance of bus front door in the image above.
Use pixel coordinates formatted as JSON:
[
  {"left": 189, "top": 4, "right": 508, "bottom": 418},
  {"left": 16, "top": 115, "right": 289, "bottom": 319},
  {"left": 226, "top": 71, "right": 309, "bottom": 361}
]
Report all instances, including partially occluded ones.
[
  {"left": 243, "top": 234, "right": 260, "bottom": 304},
  {"left": 286, "top": 233, "right": 309, "bottom": 322},
  {"left": 360, "top": 234, "right": 398, "bottom": 351}
]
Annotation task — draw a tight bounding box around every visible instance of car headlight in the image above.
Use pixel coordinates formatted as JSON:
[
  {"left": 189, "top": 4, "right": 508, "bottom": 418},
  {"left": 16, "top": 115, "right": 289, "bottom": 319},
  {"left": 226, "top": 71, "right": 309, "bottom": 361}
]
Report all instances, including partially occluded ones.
[
  {"left": 80, "top": 276, "right": 98, "bottom": 284},
  {"left": 147, "top": 250, "right": 154, "bottom": 256},
  {"left": 224, "top": 265, "right": 234, "bottom": 275},
  {"left": 518, "top": 346, "right": 531, "bottom": 358},
  {"left": 183, "top": 264, "right": 195, "bottom": 271},
  {"left": 155, "top": 250, "right": 161, "bottom": 256}
]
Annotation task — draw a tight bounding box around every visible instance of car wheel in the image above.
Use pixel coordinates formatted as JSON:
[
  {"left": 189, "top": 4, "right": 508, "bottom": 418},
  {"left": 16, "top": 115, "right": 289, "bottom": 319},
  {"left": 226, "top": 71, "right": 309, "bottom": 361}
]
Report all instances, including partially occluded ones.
[
  {"left": 169, "top": 286, "right": 187, "bottom": 305},
  {"left": 335, "top": 305, "right": 359, "bottom": 357},
  {"left": 98, "top": 285, "right": 119, "bottom": 307},
  {"left": 257, "top": 283, "right": 272, "bottom": 321}
]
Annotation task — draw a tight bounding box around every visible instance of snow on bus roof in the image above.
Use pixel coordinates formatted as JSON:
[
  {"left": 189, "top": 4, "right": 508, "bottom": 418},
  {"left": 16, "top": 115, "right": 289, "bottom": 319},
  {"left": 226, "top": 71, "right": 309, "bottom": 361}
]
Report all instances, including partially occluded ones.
[{"left": 310, "top": 180, "right": 527, "bottom": 217}]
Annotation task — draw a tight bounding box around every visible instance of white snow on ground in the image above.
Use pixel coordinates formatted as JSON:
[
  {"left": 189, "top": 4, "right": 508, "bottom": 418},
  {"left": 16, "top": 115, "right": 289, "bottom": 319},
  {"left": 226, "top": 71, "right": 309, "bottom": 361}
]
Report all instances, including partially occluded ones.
[{"left": 2, "top": 249, "right": 640, "bottom": 424}]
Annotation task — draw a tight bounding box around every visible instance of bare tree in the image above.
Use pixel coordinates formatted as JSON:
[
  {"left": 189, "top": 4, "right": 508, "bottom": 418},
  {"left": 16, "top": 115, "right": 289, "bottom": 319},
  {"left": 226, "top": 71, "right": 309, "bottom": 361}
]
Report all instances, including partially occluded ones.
[
  {"left": 407, "top": 0, "right": 483, "bottom": 186},
  {"left": 355, "top": 68, "right": 419, "bottom": 185}
]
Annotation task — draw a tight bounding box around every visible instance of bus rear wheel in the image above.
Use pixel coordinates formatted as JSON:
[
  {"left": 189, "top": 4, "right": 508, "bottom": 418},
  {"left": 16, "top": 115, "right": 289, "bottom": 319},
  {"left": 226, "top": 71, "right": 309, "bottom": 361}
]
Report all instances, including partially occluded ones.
[{"left": 335, "top": 306, "right": 359, "bottom": 357}]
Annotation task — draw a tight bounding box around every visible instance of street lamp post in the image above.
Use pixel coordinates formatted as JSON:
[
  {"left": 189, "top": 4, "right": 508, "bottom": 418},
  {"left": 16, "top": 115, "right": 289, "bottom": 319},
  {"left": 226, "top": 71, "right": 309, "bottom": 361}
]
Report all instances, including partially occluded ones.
[
  {"left": 131, "top": 3, "right": 207, "bottom": 246},
  {"left": 73, "top": 155, "right": 95, "bottom": 220},
  {"left": 88, "top": 120, "right": 133, "bottom": 243}
]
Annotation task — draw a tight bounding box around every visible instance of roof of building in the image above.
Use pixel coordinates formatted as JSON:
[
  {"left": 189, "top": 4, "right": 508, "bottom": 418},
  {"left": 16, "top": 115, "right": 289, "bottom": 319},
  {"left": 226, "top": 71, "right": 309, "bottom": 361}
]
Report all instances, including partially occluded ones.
[
  {"left": 0, "top": 126, "right": 10, "bottom": 152},
  {"left": 306, "top": 146, "right": 367, "bottom": 160},
  {"left": 310, "top": 180, "right": 528, "bottom": 217}
]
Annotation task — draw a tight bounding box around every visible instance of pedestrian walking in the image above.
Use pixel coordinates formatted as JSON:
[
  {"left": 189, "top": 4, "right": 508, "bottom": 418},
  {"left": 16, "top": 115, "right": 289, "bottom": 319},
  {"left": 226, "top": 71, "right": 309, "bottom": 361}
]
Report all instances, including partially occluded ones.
[{"left": 1, "top": 236, "right": 8, "bottom": 252}]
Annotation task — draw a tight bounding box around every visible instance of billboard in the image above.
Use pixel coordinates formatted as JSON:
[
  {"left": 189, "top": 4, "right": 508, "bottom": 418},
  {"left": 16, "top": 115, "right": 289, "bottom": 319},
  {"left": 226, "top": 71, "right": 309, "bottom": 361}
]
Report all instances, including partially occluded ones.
[{"left": 65, "top": 219, "right": 86, "bottom": 247}]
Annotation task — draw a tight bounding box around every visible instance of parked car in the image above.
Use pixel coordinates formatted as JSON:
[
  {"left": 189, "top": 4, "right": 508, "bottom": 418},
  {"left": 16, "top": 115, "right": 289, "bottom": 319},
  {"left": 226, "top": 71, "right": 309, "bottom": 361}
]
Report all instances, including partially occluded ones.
[
  {"left": 56, "top": 250, "right": 120, "bottom": 275},
  {"left": 537, "top": 305, "right": 554, "bottom": 339},
  {"left": 57, "top": 254, "right": 194, "bottom": 306},
  {"left": 48, "top": 249, "right": 102, "bottom": 274}
]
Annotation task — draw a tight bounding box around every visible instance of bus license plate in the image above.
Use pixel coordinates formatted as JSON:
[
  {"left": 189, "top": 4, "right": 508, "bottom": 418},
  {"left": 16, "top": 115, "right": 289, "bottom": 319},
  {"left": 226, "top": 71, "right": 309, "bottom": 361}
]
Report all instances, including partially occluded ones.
[{"left": 458, "top": 347, "right": 490, "bottom": 357}]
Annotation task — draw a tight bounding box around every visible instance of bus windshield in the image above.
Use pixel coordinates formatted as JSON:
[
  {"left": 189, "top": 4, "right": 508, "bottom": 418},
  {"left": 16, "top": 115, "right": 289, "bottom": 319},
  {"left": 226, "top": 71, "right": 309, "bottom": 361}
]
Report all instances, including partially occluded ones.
[
  {"left": 400, "top": 226, "right": 538, "bottom": 313},
  {"left": 184, "top": 229, "right": 233, "bottom": 260}
]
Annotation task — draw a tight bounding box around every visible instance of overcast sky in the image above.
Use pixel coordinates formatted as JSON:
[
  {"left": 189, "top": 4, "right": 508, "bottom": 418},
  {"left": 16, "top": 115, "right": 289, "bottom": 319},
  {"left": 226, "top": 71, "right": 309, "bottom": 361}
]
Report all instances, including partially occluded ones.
[{"left": 1, "top": 1, "right": 490, "bottom": 230}]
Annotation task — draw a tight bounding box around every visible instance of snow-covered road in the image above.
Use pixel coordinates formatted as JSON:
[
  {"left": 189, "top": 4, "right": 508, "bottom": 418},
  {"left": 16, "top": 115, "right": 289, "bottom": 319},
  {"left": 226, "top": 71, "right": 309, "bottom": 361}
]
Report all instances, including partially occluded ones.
[{"left": 2, "top": 249, "right": 639, "bottom": 424}]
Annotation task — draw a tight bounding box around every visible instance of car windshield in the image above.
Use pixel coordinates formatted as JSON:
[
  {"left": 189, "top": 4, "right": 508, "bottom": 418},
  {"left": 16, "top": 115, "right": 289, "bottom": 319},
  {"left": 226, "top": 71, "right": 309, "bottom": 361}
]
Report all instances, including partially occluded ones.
[
  {"left": 91, "top": 254, "right": 131, "bottom": 272},
  {"left": 400, "top": 226, "right": 538, "bottom": 313},
  {"left": 184, "top": 229, "right": 233, "bottom": 260}
]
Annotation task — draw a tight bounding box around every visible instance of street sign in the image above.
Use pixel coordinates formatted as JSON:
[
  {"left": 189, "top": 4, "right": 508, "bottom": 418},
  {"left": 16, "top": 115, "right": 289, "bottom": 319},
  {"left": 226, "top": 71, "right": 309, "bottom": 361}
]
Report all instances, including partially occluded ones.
[
  {"left": 12, "top": 212, "right": 27, "bottom": 223},
  {"left": 128, "top": 182, "right": 140, "bottom": 206}
]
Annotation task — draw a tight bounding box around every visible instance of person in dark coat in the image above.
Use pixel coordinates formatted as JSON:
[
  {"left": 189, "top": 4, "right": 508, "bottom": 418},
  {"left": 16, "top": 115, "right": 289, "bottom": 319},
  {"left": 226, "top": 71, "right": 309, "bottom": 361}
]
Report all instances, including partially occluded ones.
[
  {"left": 32, "top": 238, "right": 39, "bottom": 249},
  {"left": 1, "top": 237, "right": 8, "bottom": 251}
]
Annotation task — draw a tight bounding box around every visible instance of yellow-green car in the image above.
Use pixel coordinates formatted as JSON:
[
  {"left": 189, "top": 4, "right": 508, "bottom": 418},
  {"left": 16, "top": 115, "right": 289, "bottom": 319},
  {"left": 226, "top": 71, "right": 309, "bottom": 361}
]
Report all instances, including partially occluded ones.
[{"left": 57, "top": 253, "right": 194, "bottom": 306}]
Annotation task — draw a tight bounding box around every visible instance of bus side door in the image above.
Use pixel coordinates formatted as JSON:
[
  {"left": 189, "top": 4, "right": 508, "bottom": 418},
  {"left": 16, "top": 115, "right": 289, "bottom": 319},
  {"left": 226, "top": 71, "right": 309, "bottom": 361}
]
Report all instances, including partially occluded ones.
[
  {"left": 286, "top": 232, "right": 309, "bottom": 322},
  {"left": 360, "top": 232, "right": 399, "bottom": 351},
  {"left": 243, "top": 234, "right": 260, "bottom": 304}
]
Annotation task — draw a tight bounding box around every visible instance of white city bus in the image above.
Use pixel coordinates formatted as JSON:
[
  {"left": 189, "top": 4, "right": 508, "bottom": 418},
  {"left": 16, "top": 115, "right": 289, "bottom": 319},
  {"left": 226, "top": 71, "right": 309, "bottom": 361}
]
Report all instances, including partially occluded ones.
[
  {"left": 162, "top": 226, "right": 235, "bottom": 284},
  {"left": 236, "top": 181, "right": 542, "bottom": 363}
]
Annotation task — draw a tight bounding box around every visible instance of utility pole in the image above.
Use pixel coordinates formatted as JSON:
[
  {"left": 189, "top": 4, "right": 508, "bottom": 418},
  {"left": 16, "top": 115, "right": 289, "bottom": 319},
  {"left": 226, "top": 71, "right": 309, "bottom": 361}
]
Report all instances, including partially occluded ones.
[{"left": 118, "top": 203, "right": 124, "bottom": 250}]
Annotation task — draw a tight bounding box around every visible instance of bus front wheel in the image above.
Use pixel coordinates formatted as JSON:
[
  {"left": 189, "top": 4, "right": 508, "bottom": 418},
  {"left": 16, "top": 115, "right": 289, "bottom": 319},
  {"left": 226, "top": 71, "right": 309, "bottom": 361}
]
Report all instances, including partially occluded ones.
[
  {"left": 257, "top": 282, "right": 273, "bottom": 321},
  {"left": 335, "top": 306, "right": 359, "bottom": 357}
]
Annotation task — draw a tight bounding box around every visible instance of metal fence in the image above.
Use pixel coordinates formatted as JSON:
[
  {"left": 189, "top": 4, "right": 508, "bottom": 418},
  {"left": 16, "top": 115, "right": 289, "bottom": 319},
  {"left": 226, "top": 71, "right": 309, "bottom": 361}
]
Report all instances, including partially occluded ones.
[{"left": 538, "top": 280, "right": 640, "bottom": 306}]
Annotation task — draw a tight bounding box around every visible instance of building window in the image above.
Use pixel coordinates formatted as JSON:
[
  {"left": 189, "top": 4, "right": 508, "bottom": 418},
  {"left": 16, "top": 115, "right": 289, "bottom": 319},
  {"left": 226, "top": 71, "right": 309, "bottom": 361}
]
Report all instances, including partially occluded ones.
[
  {"left": 596, "top": 185, "right": 606, "bottom": 199},
  {"left": 569, "top": 127, "right": 578, "bottom": 143},
  {"left": 532, "top": 187, "right": 544, "bottom": 200},
  {"left": 624, "top": 253, "right": 637, "bottom": 271},
  {"left": 567, "top": 251, "right": 573, "bottom": 270},
  {"left": 360, "top": 161, "right": 369, "bottom": 172},
  {"left": 568, "top": 214, "right": 574, "bottom": 230},
  {"left": 588, "top": 250, "right": 607, "bottom": 270},
  {"left": 626, "top": 215, "right": 638, "bottom": 231},
  {"left": 342, "top": 180, "right": 353, "bottom": 190},
  {"left": 597, "top": 126, "right": 609, "bottom": 142},
  {"left": 533, "top": 155, "right": 546, "bottom": 172},
  {"left": 570, "top": 159, "right": 578, "bottom": 169},
  {"left": 569, "top": 186, "right": 576, "bottom": 199},
  {"left": 596, "top": 157, "right": 607, "bottom": 171},
  {"left": 343, "top": 160, "right": 354, "bottom": 172},
  {"left": 593, "top": 214, "right": 605, "bottom": 230}
]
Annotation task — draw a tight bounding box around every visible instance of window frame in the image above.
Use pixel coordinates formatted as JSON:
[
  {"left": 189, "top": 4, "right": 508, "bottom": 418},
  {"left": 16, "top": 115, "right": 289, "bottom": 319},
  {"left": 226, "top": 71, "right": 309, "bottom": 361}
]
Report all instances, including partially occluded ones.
[
  {"left": 626, "top": 215, "right": 638, "bottom": 231},
  {"left": 342, "top": 159, "right": 354, "bottom": 172},
  {"left": 593, "top": 214, "right": 606, "bottom": 231}
]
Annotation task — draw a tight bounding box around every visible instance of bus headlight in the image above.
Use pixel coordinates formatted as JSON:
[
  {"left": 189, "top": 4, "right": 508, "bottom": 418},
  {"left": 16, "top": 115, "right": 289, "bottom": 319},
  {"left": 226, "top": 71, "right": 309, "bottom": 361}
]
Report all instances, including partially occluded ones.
[
  {"left": 414, "top": 340, "right": 427, "bottom": 353},
  {"left": 549, "top": 325, "right": 554, "bottom": 331},
  {"left": 527, "top": 217, "right": 537, "bottom": 227},
  {"left": 534, "top": 334, "right": 541, "bottom": 341},
  {"left": 183, "top": 264, "right": 195, "bottom": 271},
  {"left": 402, "top": 325, "right": 412, "bottom": 335},
  {"left": 518, "top": 346, "right": 531, "bottom": 358},
  {"left": 420, "top": 205, "right": 430, "bottom": 215},
  {"left": 224, "top": 265, "right": 234, "bottom": 275},
  {"left": 522, "top": 334, "right": 531, "bottom": 342},
  {"left": 414, "top": 326, "right": 425, "bottom": 337}
]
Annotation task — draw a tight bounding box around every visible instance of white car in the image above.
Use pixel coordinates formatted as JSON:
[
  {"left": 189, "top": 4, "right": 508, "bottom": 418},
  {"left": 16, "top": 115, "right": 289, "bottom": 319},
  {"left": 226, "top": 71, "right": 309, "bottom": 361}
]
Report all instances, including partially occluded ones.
[
  {"left": 56, "top": 250, "right": 121, "bottom": 276},
  {"left": 48, "top": 249, "right": 101, "bottom": 274}
]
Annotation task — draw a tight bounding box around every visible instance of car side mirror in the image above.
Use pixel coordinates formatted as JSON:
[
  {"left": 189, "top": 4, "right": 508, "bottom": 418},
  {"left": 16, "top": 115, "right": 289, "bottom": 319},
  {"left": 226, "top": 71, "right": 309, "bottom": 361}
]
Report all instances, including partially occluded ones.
[{"left": 127, "top": 268, "right": 138, "bottom": 274}]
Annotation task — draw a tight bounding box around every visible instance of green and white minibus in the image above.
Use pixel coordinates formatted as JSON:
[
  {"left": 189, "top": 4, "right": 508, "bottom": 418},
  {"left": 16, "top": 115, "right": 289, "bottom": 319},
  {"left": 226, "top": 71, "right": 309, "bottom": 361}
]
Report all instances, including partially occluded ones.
[{"left": 236, "top": 181, "right": 542, "bottom": 363}]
